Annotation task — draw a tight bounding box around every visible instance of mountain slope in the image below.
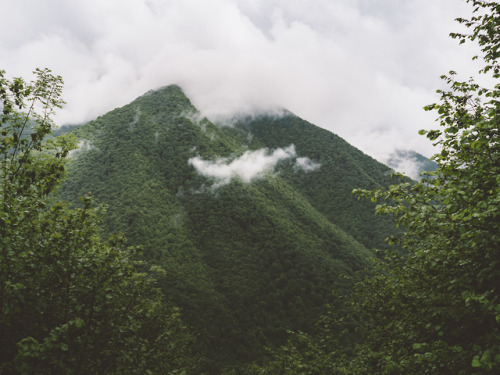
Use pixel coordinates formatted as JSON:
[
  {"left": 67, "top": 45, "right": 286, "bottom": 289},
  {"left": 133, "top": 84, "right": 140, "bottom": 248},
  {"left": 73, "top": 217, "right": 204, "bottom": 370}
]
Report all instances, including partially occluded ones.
[
  {"left": 58, "top": 85, "right": 396, "bottom": 372},
  {"left": 232, "top": 114, "right": 398, "bottom": 250}
]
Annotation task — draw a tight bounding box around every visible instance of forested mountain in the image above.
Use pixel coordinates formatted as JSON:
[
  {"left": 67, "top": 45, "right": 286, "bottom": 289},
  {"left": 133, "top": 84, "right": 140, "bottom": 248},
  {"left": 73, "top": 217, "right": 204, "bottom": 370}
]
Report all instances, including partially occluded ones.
[
  {"left": 3, "top": 2, "right": 495, "bottom": 374},
  {"left": 58, "top": 85, "right": 398, "bottom": 373}
]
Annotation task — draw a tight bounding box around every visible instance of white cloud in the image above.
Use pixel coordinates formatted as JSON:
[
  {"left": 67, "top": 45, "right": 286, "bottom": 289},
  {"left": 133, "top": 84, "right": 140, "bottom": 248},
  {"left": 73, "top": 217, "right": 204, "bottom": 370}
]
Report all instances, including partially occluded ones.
[
  {"left": 294, "top": 157, "right": 321, "bottom": 172},
  {"left": 387, "top": 157, "right": 424, "bottom": 181},
  {"left": 0, "top": 0, "right": 483, "bottom": 171},
  {"left": 188, "top": 145, "right": 319, "bottom": 188},
  {"left": 68, "top": 139, "right": 94, "bottom": 157}
]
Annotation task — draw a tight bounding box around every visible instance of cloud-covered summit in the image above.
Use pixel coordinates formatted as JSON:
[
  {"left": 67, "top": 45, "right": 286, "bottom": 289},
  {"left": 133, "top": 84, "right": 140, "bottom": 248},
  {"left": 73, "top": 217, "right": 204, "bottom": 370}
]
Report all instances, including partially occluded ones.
[
  {"left": 188, "top": 144, "right": 319, "bottom": 189},
  {"left": 1, "top": 0, "right": 479, "bottom": 169}
]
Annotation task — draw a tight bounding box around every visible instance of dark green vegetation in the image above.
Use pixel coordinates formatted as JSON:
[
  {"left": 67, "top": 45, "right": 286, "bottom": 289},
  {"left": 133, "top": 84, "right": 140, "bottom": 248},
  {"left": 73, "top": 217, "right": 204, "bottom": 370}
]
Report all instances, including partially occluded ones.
[
  {"left": 57, "top": 83, "right": 398, "bottom": 372},
  {"left": 234, "top": 115, "right": 399, "bottom": 251},
  {"left": 1, "top": 70, "right": 194, "bottom": 374},
  {"left": 253, "top": 1, "right": 500, "bottom": 373},
  {"left": 5, "top": 1, "right": 495, "bottom": 373}
]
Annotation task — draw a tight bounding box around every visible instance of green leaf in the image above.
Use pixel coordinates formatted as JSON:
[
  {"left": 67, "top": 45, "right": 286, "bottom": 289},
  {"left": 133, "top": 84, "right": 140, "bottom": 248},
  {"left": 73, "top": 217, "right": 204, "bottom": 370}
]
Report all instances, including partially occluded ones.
[
  {"left": 74, "top": 318, "right": 84, "bottom": 328},
  {"left": 471, "top": 357, "right": 481, "bottom": 367}
]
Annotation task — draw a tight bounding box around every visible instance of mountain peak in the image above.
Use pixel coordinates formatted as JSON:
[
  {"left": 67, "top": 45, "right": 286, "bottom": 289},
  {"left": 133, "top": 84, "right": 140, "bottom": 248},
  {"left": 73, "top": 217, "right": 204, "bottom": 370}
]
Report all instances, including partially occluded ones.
[
  {"left": 143, "top": 83, "right": 184, "bottom": 96},
  {"left": 132, "top": 84, "right": 197, "bottom": 114}
]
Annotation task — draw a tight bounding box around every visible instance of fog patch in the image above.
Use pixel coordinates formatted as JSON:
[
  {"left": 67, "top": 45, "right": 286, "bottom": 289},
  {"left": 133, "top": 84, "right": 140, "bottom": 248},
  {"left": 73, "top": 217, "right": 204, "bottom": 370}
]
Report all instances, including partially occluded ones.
[
  {"left": 188, "top": 144, "right": 319, "bottom": 189},
  {"left": 180, "top": 109, "right": 205, "bottom": 127},
  {"left": 210, "top": 108, "right": 291, "bottom": 128},
  {"left": 170, "top": 210, "right": 187, "bottom": 227},
  {"left": 388, "top": 158, "right": 423, "bottom": 180},
  {"left": 129, "top": 106, "right": 141, "bottom": 131},
  {"left": 68, "top": 139, "right": 93, "bottom": 157},
  {"left": 294, "top": 156, "right": 320, "bottom": 172},
  {"left": 246, "top": 132, "right": 253, "bottom": 143},
  {"left": 384, "top": 149, "right": 437, "bottom": 180}
]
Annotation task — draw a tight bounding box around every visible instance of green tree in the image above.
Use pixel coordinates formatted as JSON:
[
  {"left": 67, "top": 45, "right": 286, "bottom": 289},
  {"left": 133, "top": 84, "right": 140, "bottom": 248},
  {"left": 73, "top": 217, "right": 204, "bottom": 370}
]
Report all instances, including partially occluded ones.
[
  {"left": 0, "top": 69, "right": 194, "bottom": 374},
  {"left": 251, "top": 1, "right": 499, "bottom": 373},
  {"left": 344, "top": 0, "right": 499, "bottom": 372}
]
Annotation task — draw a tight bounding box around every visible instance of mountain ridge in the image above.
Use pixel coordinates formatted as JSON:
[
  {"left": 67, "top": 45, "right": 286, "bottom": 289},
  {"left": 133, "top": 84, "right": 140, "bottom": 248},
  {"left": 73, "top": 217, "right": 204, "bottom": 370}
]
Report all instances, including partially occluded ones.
[{"left": 58, "top": 84, "right": 398, "bottom": 372}]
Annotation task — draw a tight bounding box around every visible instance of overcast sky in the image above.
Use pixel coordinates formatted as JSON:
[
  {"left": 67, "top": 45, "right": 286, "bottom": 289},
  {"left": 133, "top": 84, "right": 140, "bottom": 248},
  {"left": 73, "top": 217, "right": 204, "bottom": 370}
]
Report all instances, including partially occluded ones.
[{"left": 0, "top": 0, "right": 481, "bottom": 164}]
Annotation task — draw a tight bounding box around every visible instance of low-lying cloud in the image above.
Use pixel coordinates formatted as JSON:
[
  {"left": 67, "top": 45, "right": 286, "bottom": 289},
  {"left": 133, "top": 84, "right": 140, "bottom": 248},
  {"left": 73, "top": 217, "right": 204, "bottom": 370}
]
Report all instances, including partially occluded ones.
[
  {"left": 294, "top": 156, "right": 321, "bottom": 172},
  {"left": 1, "top": 0, "right": 481, "bottom": 173},
  {"left": 188, "top": 144, "right": 319, "bottom": 188},
  {"left": 384, "top": 149, "right": 437, "bottom": 181},
  {"left": 386, "top": 157, "right": 423, "bottom": 181},
  {"left": 68, "top": 139, "right": 94, "bottom": 157}
]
